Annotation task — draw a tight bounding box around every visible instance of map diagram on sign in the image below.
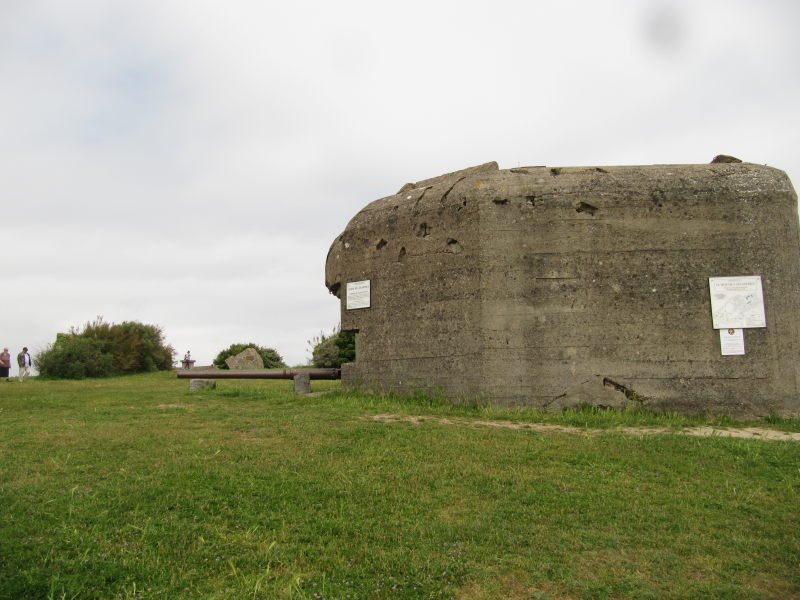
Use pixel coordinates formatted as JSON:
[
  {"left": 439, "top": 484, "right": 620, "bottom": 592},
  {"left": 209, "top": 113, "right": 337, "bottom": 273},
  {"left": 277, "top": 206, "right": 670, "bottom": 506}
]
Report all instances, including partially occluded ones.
[{"left": 709, "top": 276, "right": 766, "bottom": 329}]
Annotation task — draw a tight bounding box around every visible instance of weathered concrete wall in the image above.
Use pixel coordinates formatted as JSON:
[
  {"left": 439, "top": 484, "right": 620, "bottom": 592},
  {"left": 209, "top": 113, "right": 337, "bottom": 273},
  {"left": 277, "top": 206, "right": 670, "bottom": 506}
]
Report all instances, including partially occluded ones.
[{"left": 325, "top": 160, "right": 800, "bottom": 417}]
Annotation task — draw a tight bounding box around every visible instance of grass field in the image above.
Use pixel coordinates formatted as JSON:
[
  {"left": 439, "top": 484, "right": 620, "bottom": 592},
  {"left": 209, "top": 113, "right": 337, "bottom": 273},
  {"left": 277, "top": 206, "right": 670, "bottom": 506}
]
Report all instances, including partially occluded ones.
[{"left": 1, "top": 372, "right": 799, "bottom": 599}]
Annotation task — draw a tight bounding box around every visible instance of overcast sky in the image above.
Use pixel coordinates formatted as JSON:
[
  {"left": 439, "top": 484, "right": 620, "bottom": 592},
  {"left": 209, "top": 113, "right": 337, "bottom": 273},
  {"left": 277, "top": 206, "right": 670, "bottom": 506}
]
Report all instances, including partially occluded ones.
[{"left": 2, "top": 0, "right": 799, "bottom": 368}]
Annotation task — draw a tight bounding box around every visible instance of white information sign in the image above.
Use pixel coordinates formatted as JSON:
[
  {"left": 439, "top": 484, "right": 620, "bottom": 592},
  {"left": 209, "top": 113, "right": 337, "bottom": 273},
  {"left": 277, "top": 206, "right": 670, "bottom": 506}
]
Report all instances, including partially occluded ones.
[
  {"left": 346, "top": 280, "right": 371, "bottom": 310},
  {"left": 708, "top": 276, "right": 766, "bottom": 329},
  {"left": 720, "top": 328, "right": 745, "bottom": 356}
]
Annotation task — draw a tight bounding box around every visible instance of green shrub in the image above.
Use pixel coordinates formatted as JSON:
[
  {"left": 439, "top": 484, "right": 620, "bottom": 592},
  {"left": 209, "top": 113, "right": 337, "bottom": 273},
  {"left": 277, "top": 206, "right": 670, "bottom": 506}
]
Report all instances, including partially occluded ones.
[
  {"left": 81, "top": 319, "right": 174, "bottom": 373},
  {"left": 35, "top": 317, "right": 174, "bottom": 379},
  {"left": 335, "top": 329, "right": 356, "bottom": 364},
  {"left": 312, "top": 335, "right": 340, "bottom": 368},
  {"left": 310, "top": 328, "right": 356, "bottom": 368},
  {"left": 212, "top": 343, "right": 286, "bottom": 370},
  {"left": 35, "top": 337, "right": 116, "bottom": 379}
]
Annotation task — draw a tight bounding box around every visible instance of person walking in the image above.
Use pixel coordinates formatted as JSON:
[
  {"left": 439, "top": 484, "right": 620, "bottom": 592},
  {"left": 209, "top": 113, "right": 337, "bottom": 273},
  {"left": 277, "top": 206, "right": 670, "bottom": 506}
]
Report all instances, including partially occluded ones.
[
  {"left": 0, "top": 347, "right": 11, "bottom": 381},
  {"left": 17, "top": 347, "right": 32, "bottom": 382}
]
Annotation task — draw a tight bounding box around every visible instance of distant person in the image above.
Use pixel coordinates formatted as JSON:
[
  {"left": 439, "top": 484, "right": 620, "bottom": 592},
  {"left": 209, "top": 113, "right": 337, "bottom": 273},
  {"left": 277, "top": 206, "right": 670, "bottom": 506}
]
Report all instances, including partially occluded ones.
[
  {"left": 0, "top": 347, "right": 10, "bottom": 381},
  {"left": 17, "top": 347, "right": 32, "bottom": 382},
  {"left": 183, "top": 350, "right": 193, "bottom": 369}
]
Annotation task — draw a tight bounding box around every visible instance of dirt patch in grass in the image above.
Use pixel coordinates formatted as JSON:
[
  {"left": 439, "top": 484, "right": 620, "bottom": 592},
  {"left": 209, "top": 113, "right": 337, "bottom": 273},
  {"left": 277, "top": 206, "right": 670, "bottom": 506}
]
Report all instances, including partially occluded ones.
[
  {"left": 366, "top": 414, "right": 800, "bottom": 442},
  {"left": 742, "top": 574, "right": 800, "bottom": 599},
  {"left": 456, "top": 571, "right": 573, "bottom": 600}
]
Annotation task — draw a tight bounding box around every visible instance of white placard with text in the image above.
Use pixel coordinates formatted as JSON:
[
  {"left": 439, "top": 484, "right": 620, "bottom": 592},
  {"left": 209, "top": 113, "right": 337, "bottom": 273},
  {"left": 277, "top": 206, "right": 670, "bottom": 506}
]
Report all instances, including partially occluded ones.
[
  {"left": 720, "top": 328, "right": 745, "bottom": 356},
  {"left": 346, "top": 280, "right": 371, "bottom": 309},
  {"left": 709, "top": 276, "right": 766, "bottom": 329}
]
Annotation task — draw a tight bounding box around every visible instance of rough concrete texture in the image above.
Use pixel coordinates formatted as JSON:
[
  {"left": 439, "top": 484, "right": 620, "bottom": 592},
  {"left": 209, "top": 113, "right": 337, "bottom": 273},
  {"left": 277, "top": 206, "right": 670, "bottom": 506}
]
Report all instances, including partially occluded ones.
[
  {"left": 225, "top": 347, "right": 264, "bottom": 370},
  {"left": 189, "top": 379, "right": 217, "bottom": 392},
  {"left": 293, "top": 372, "right": 311, "bottom": 394},
  {"left": 325, "top": 161, "right": 800, "bottom": 417}
]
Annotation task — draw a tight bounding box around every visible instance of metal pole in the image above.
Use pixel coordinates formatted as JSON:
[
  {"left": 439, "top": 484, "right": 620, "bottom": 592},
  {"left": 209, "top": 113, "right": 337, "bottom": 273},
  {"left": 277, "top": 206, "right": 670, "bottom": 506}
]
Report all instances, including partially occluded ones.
[{"left": 176, "top": 368, "right": 341, "bottom": 380}]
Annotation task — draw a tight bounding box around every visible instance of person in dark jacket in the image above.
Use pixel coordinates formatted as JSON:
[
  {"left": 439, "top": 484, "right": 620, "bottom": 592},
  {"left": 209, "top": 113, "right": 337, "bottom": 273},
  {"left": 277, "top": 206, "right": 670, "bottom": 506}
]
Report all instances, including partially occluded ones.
[{"left": 17, "top": 347, "right": 32, "bottom": 382}]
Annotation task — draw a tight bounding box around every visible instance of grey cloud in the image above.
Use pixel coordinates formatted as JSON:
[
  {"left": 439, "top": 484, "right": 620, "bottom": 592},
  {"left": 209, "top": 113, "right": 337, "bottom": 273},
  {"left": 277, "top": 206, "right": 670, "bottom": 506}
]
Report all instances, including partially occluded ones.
[{"left": 642, "top": 1, "right": 687, "bottom": 55}]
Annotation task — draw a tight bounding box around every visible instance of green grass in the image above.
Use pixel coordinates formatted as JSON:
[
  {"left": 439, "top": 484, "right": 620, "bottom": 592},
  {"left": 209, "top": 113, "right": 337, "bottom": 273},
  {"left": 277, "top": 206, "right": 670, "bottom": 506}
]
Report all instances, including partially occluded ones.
[{"left": 1, "top": 373, "right": 799, "bottom": 599}]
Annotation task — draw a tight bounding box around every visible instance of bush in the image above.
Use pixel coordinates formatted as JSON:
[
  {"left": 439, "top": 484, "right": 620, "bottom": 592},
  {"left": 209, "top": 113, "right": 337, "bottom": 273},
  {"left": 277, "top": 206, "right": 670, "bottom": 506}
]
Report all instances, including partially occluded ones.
[
  {"left": 35, "top": 337, "right": 116, "bottom": 379},
  {"left": 312, "top": 335, "right": 340, "bottom": 368},
  {"left": 212, "top": 343, "right": 286, "bottom": 370},
  {"left": 335, "top": 329, "right": 356, "bottom": 364},
  {"left": 82, "top": 319, "right": 174, "bottom": 373},
  {"left": 310, "top": 328, "right": 356, "bottom": 368},
  {"left": 36, "top": 317, "right": 175, "bottom": 379}
]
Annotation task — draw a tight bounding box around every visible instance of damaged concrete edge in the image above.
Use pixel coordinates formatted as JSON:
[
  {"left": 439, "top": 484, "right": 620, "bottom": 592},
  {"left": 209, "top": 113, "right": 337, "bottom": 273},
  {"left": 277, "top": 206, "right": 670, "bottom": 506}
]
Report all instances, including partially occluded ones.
[
  {"left": 396, "top": 156, "right": 757, "bottom": 196},
  {"left": 398, "top": 161, "right": 499, "bottom": 193},
  {"left": 602, "top": 377, "right": 648, "bottom": 405}
]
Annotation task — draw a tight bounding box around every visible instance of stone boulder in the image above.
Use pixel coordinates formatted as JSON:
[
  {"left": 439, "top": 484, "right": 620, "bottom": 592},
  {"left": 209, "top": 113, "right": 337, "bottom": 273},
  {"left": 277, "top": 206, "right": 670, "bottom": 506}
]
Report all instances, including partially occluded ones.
[
  {"left": 189, "top": 379, "right": 217, "bottom": 392},
  {"left": 225, "top": 347, "right": 265, "bottom": 370}
]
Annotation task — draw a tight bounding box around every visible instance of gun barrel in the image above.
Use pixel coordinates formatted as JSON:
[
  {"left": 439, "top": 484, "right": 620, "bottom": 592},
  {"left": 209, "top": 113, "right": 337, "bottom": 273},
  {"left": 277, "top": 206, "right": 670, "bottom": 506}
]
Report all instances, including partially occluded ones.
[{"left": 176, "top": 369, "right": 341, "bottom": 380}]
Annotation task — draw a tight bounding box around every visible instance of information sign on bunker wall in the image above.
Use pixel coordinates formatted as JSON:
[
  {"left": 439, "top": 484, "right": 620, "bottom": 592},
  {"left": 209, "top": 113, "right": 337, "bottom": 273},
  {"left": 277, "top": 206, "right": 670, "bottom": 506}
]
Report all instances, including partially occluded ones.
[
  {"left": 346, "top": 280, "right": 370, "bottom": 310},
  {"left": 719, "top": 328, "right": 745, "bottom": 356},
  {"left": 709, "top": 276, "right": 766, "bottom": 329}
]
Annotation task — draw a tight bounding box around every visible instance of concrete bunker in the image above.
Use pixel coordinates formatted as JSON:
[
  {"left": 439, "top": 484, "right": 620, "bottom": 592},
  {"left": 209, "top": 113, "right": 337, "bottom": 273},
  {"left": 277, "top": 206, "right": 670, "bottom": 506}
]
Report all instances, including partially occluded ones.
[{"left": 325, "top": 160, "right": 800, "bottom": 417}]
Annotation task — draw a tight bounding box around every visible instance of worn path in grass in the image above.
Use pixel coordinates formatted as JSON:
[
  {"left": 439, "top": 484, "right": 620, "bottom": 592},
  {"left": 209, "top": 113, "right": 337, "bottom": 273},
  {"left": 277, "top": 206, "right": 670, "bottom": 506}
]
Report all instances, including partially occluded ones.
[{"left": 367, "top": 414, "right": 800, "bottom": 441}]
